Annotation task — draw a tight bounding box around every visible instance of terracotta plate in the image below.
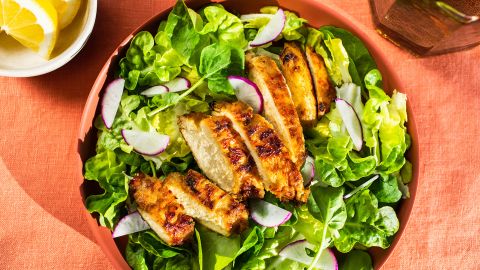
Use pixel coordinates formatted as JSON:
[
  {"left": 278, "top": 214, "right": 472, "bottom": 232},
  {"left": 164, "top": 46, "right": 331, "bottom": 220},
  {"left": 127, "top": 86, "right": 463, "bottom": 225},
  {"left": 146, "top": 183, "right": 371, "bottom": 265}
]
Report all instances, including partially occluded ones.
[{"left": 77, "top": 0, "right": 419, "bottom": 269}]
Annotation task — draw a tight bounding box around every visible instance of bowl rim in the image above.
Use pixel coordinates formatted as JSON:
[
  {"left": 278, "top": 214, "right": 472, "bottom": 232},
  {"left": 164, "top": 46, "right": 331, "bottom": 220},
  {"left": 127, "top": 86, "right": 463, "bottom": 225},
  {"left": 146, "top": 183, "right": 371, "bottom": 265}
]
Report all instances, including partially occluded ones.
[
  {"left": 0, "top": 0, "right": 98, "bottom": 77},
  {"left": 77, "top": 1, "right": 419, "bottom": 269}
]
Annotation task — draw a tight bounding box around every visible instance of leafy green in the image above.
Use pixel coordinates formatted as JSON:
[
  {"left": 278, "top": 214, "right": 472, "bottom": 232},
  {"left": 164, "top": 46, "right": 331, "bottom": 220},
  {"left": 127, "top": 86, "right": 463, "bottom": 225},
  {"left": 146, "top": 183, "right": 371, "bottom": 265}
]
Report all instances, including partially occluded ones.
[
  {"left": 164, "top": 1, "right": 208, "bottom": 66},
  {"left": 370, "top": 174, "right": 402, "bottom": 203},
  {"left": 197, "top": 224, "right": 240, "bottom": 270},
  {"left": 307, "top": 185, "right": 347, "bottom": 268},
  {"left": 363, "top": 70, "right": 409, "bottom": 173},
  {"left": 320, "top": 26, "right": 377, "bottom": 90},
  {"left": 199, "top": 5, "right": 247, "bottom": 48},
  {"left": 307, "top": 28, "right": 352, "bottom": 86},
  {"left": 340, "top": 250, "right": 373, "bottom": 270},
  {"left": 84, "top": 150, "right": 128, "bottom": 229},
  {"left": 233, "top": 226, "right": 264, "bottom": 267},
  {"left": 119, "top": 31, "right": 183, "bottom": 90},
  {"left": 240, "top": 226, "right": 300, "bottom": 270},
  {"left": 334, "top": 190, "right": 399, "bottom": 252},
  {"left": 258, "top": 6, "right": 307, "bottom": 43}
]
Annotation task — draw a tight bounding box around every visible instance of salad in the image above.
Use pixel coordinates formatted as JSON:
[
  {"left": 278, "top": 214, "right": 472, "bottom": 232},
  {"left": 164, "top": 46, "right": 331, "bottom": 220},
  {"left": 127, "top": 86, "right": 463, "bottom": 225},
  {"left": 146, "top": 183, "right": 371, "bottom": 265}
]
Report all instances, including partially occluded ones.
[{"left": 83, "top": 1, "right": 413, "bottom": 269}]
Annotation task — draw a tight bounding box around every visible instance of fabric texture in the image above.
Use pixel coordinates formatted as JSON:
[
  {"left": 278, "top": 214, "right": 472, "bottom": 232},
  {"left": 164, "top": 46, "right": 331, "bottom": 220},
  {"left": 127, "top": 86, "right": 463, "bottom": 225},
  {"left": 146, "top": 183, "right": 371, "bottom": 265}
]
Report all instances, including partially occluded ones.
[{"left": 0, "top": 0, "right": 478, "bottom": 269}]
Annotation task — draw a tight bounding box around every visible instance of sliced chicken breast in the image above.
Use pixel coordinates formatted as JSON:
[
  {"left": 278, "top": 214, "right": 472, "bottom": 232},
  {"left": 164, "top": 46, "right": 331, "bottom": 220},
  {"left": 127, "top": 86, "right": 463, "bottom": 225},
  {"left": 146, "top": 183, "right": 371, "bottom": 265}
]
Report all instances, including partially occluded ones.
[
  {"left": 213, "top": 101, "right": 309, "bottom": 203},
  {"left": 280, "top": 42, "right": 317, "bottom": 127},
  {"left": 178, "top": 113, "right": 265, "bottom": 200},
  {"left": 246, "top": 53, "right": 306, "bottom": 168},
  {"left": 305, "top": 46, "right": 335, "bottom": 117},
  {"left": 163, "top": 170, "right": 249, "bottom": 236},
  {"left": 130, "top": 174, "right": 195, "bottom": 246}
]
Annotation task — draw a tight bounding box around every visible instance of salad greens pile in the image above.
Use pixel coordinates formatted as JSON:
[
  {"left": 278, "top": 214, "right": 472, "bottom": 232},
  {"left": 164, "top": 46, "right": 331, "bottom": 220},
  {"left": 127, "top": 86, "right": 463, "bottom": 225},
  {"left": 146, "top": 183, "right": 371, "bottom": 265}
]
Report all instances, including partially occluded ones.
[{"left": 84, "top": 1, "right": 412, "bottom": 269}]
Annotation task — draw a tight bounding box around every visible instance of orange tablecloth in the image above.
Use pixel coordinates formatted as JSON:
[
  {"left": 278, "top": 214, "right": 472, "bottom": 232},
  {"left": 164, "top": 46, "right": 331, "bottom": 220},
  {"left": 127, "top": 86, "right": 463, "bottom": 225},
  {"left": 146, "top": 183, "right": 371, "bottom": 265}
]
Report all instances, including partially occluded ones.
[{"left": 0, "top": 0, "right": 479, "bottom": 269}]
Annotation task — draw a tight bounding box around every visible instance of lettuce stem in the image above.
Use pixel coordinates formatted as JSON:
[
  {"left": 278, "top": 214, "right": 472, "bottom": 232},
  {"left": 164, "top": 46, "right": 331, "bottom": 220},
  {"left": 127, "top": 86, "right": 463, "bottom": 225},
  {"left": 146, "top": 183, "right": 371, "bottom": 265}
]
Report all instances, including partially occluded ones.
[
  {"left": 148, "top": 76, "right": 206, "bottom": 117},
  {"left": 307, "top": 222, "right": 328, "bottom": 270}
]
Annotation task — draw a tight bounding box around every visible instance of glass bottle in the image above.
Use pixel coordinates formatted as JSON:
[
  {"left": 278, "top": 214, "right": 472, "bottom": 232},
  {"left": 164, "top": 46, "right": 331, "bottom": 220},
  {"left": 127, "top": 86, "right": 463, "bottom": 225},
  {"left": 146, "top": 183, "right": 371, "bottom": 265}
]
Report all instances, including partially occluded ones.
[{"left": 370, "top": 0, "right": 480, "bottom": 55}]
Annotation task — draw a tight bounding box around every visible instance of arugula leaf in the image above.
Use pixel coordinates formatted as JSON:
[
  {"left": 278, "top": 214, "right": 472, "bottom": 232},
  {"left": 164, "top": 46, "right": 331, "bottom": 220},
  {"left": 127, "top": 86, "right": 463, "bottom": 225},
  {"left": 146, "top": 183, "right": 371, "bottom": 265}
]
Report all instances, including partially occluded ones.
[{"left": 340, "top": 250, "right": 373, "bottom": 270}]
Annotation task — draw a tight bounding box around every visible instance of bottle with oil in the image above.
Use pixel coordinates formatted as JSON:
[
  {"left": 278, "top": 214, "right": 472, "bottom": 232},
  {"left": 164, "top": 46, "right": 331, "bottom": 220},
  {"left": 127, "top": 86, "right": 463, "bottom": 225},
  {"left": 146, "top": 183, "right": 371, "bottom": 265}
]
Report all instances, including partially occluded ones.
[{"left": 370, "top": 0, "right": 480, "bottom": 55}]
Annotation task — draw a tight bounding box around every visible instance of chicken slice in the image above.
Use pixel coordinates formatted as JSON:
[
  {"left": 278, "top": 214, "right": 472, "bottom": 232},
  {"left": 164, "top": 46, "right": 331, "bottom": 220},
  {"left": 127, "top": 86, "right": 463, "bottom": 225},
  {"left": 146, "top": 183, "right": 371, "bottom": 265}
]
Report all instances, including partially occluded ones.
[
  {"left": 305, "top": 46, "right": 335, "bottom": 117},
  {"left": 163, "top": 170, "right": 249, "bottom": 236},
  {"left": 178, "top": 113, "right": 265, "bottom": 201},
  {"left": 213, "top": 101, "right": 309, "bottom": 203},
  {"left": 130, "top": 174, "right": 195, "bottom": 246},
  {"left": 246, "top": 53, "right": 306, "bottom": 168},
  {"left": 280, "top": 42, "right": 317, "bottom": 127}
]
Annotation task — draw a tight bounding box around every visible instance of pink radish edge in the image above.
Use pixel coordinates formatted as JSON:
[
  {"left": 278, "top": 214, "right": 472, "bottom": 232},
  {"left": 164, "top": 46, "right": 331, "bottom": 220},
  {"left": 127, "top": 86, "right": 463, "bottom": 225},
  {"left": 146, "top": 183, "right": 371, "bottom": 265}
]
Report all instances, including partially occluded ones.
[
  {"left": 227, "top": 75, "right": 264, "bottom": 114},
  {"left": 250, "top": 8, "right": 286, "bottom": 47}
]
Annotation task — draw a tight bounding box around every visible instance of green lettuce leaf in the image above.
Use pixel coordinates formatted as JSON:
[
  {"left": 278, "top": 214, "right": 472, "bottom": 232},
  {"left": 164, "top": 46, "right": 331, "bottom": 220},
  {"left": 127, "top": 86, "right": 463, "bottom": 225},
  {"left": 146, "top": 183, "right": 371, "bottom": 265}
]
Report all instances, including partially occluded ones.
[
  {"left": 126, "top": 231, "right": 196, "bottom": 270},
  {"left": 369, "top": 173, "right": 402, "bottom": 203},
  {"left": 164, "top": 1, "right": 208, "bottom": 66},
  {"left": 199, "top": 5, "right": 247, "bottom": 48},
  {"left": 320, "top": 26, "right": 377, "bottom": 90},
  {"left": 334, "top": 190, "right": 399, "bottom": 252},
  {"left": 84, "top": 150, "right": 128, "bottom": 229},
  {"left": 340, "top": 250, "right": 373, "bottom": 270},
  {"left": 307, "top": 28, "right": 352, "bottom": 86},
  {"left": 119, "top": 31, "right": 183, "bottom": 90},
  {"left": 197, "top": 224, "right": 240, "bottom": 270}
]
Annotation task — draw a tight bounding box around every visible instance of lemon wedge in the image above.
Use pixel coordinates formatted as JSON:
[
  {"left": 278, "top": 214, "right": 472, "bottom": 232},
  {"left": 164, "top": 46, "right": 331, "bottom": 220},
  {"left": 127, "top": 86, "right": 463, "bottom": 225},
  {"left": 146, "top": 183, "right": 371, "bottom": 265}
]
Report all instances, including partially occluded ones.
[
  {"left": 0, "top": 0, "right": 58, "bottom": 59},
  {"left": 49, "top": 0, "right": 81, "bottom": 29}
]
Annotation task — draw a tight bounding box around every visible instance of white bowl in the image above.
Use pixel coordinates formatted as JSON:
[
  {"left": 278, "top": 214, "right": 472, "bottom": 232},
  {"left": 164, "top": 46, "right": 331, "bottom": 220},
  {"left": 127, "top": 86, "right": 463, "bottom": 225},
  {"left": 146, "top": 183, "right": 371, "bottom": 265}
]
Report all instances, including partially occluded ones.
[{"left": 0, "top": 0, "right": 97, "bottom": 77}]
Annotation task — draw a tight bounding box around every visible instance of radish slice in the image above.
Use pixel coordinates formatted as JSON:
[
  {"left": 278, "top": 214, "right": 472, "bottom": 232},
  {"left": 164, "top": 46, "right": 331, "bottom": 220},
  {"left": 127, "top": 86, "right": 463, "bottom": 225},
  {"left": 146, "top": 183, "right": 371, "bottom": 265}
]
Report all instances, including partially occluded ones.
[
  {"left": 112, "top": 212, "right": 150, "bottom": 238},
  {"left": 121, "top": 129, "right": 170, "bottom": 156},
  {"left": 250, "top": 199, "right": 292, "bottom": 227},
  {"left": 279, "top": 239, "right": 338, "bottom": 270},
  {"left": 101, "top": 78, "right": 125, "bottom": 129},
  {"left": 164, "top": 77, "right": 191, "bottom": 92},
  {"left": 240, "top": 13, "right": 273, "bottom": 21},
  {"left": 250, "top": 8, "right": 286, "bottom": 47},
  {"left": 228, "top": 75, "right": 264, "bottom": 114},
  {"left": 301, "top": 156, "right": 315, "bottom": 186},
  {"left": 140, "top": 85, "right": 169, "bottom": 97},
  {"left": 335, "top": 98, "right": 363, "bottom": 151}
]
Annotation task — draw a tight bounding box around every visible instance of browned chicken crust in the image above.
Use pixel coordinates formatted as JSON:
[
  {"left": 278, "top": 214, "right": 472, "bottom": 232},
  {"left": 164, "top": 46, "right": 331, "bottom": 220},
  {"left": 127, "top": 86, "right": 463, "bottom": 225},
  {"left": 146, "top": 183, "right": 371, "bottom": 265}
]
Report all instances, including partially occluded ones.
[
  {"left": 178, "top": 113, "right": 265, "bottom": 201},
  {"left": 163, "top": 170, "right": 249, "bottom": 236},
  {"left": 246, "top": 53, "right": 306, "bottom": 168},
  {"left": 130, "top": 174, "right": 195, "bottom": 246},
  {"left": 305, "top": 46, "right": 335, "bottom": 117},
  {"left": 280, "top": 42, "right": 317, "bottom": 127},
  {"left": 213, "top": 101, "right": 309, "bottom": 203}
]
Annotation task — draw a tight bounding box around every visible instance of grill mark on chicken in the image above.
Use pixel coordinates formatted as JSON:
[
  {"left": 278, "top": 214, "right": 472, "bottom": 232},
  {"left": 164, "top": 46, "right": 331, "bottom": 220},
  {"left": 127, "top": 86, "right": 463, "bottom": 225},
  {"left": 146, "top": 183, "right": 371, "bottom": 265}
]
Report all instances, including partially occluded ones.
[
  {"left": 280, "top": 42, "right": 318, "bottom": 127},
  {"left": 178, "top": 113, "right": 264, "bottom": 200},
  {"left": 305, "top": 45, "right": 335, "bottom": 117},
  {"left": 163, "top": 170, "right": 249, "bottom": 236},
  {"left": 246, "top": 53, "right": 306, "bottom": 168},
  {"left": 130, "top": 174, "right": 195, "bottom": 246},
  {"left": 213, "top": 101, "right": 309, "bottom": 203}
]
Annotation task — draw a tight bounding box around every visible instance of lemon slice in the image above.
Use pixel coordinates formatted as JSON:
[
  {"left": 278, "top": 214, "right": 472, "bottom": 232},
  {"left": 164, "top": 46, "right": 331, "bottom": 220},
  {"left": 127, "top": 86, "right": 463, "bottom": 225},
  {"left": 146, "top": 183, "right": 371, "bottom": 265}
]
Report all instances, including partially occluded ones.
[
  {"left": 0, "top": 0, "right": 58, "bottom": 59},
  {"left": 49, "top": 0, "right": 81, "bottom": 29}
]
